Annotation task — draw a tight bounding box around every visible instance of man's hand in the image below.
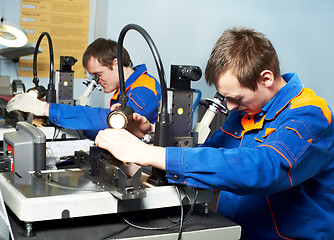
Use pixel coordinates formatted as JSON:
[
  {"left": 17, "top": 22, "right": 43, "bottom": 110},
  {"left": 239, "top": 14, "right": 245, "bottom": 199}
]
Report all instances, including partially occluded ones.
[
  {"left": 110, "top": 103, "right": 153, "bottom": 138},
  {"left": 127, "top": 113, "right": 153, "bottom": 138},
  {"left": 95, "top": 128, "right": 166, "bottom": 169},
  {"left": 6, "top": 93, "right": 49, "bottom": 116}
]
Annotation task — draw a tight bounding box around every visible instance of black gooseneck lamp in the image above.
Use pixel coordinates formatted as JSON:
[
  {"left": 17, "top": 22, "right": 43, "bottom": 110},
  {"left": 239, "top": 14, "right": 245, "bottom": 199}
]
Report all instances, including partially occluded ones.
[
  {"left": 27, "top": 32, "right": 56, "bottom": 103},
  {"left": 112, "top": 23, "right": 172, "bottom": 185}
]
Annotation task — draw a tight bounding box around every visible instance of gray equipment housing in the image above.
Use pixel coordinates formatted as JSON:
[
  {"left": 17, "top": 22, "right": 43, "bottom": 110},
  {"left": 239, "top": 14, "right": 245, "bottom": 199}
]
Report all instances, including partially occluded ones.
[{"left": 3, "top": 121, "right": 46, "bottom": 173}]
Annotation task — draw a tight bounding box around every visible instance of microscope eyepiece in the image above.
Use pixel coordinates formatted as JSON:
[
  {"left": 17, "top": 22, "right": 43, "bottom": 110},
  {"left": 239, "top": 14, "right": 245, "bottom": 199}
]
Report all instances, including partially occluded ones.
[{"left": 92, "top": 75, "right": 99, "bottom": 83}]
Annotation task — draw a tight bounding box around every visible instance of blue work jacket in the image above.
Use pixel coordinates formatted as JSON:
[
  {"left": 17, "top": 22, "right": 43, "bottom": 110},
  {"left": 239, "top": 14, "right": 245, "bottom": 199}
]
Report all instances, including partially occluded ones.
[
  {"left": 166, "top": 73, "right": 334, "bottom": 240},
  {"left": 49, "top": 64, "right": 161, "bottom": 139}
]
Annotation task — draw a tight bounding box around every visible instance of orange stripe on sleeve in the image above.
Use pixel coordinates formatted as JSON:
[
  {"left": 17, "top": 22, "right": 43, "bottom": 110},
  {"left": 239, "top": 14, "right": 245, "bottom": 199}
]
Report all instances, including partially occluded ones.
[
  {"left": 128, "top": 93, "right": 144, "bottom": 110},
  {"left": 261, "top": 144, "right": 293, "bottom": 188}
]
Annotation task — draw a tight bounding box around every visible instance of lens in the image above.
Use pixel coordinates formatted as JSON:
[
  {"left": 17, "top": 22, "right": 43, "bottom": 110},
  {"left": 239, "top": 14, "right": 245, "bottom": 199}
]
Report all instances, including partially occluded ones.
[
  {"left": 181, "top": 66, "right": 202, "bottom": 81},
  {"left": 107, "top": 111, "right": 127, "bottom": 129}
]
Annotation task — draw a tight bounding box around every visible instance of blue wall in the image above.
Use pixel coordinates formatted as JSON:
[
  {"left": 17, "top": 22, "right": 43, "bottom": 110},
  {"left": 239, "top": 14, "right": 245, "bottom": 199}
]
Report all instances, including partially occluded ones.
[
  {"left": 1, "top": 0, "right": 334, "bottom": 111},
  {"left": 106, "top": 0, "right": 334, "bottom": 110}
]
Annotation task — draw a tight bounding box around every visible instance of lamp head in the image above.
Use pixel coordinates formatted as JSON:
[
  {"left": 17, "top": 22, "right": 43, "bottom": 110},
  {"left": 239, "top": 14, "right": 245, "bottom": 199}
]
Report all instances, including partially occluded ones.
[
  {"left": 0, "top": 17, "right": 28, "bottom": 48},
  {"left": 27, "top": 84, "right": 46, "bottom": 99},
  {"left": 106, "top": 105, "right": 134, "bottom": 129}
]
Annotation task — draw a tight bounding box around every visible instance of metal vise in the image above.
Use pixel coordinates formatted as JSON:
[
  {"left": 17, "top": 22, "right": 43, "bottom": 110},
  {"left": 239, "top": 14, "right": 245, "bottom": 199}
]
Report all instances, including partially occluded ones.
[{"left": 78, "top": 146, "right": 146, "bottom": 200}]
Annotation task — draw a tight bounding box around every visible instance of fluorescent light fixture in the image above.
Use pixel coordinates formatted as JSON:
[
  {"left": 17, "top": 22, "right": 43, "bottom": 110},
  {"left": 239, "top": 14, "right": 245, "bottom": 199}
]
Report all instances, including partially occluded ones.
[{"left": 0, "top": 17, "right": 28, "bottom": 48}]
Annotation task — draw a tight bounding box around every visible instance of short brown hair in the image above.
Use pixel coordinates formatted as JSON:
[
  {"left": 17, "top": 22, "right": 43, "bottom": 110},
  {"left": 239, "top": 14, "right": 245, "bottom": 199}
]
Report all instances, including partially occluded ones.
[
  {"left": 82, "top": 38, "right": 133, "bottom": 70},
  {"left": 205, "top": 27, "right": 280, "bottom": 91}
]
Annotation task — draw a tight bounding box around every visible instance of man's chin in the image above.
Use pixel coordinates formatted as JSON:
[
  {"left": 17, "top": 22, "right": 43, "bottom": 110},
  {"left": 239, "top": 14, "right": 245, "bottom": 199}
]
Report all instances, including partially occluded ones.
[
  {"left": 237, "top": 110, "right": 257, "bottom": 116},
  {"left": 103, "top": 87, "right": 110, "bottom": 93}
]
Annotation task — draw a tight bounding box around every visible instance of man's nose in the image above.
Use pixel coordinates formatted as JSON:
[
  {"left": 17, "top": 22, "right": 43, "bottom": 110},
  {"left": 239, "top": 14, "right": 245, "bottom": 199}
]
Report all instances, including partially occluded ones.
[{"left": 226, "top": 101, "right": 238, "bottom": 111}]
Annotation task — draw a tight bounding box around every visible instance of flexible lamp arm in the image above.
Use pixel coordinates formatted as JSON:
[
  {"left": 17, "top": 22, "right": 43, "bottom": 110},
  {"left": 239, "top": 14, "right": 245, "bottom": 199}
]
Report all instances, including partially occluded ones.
[
  {"left": 117, "top": 24, "right": 171, "bottom": 147},
  {"left": 117, "top": 24, "right": 168, "bottom": 115},
  {"left": 32, "top": 32, "right": 56, "bottom": 103}
]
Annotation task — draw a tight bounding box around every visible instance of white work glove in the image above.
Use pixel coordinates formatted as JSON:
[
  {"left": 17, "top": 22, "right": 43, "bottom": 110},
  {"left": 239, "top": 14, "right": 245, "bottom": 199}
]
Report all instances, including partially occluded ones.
[{"left": 6, "top": 93, "right": 47, "bottom": 116}]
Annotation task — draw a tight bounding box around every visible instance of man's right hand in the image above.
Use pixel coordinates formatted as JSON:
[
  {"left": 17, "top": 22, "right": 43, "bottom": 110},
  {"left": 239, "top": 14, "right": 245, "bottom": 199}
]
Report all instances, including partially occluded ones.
[
  {"left": 110, "top": 103, "right": 153, "bottom": 138},
  {"left": 95, "top": 128, "right": 166, "bottom": 169},
  {"left": 6, "top": 93, "right": 49, "bottom": 116},
  {"left": 126, "top": 113, "right": 154, "bottom": 138}
]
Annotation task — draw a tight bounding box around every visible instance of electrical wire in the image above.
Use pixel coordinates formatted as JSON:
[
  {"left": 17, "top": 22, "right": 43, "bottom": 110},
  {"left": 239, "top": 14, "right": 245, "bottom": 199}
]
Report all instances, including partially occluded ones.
[
  {"left": 168, "top": 188, "right": 199, "bottom": 224},
  {"left": 192, "top": 89, "right": 202, "bottom": 114},
  {"left": 123, "top": 211, "right": 181, "bottom": 230},
  {"left": 99, "top": 224, "right": 130, "bottom": 240},
  {"left": 176, "top": 185, "right": 184, "bottom": 240},
  {"left": 76, "top": 130, "right": 84, "bottom": 139},
  {"left": 121, "top": 185, "right": 199, "bottom": 240},
  {"left": 51, "top": 126, "right": 61, "bottom": 141}
]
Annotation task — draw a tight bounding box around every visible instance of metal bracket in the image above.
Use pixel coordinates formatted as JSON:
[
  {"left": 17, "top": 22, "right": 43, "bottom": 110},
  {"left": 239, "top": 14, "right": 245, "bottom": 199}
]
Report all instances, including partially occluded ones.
[{"left": 83, "top": 146, "right": 146, "bottom": 200}]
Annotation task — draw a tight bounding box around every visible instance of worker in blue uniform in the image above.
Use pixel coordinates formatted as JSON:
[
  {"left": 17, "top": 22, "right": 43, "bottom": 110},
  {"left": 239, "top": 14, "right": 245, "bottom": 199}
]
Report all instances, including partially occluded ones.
[
  {"left": 94, "top": 28, "right": 334, "bottom": 240},
  {"left": 6, "top": 38, "right": 161, "bottom": 139}
]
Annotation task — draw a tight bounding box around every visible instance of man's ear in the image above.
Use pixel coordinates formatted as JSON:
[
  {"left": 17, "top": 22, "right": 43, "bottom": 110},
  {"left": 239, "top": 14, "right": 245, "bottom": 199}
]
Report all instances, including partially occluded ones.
[
  {"left": 112, "top": 58, "right": 118, "bottom": 66},
  {"left": 260, "top": 70, "right": 274, "bottom": 88}
]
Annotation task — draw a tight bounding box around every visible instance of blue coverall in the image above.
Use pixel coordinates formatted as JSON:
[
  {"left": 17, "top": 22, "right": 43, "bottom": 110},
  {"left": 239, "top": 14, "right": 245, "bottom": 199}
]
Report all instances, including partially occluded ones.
[
  {"left": 166, "top": 73, "right": 334, "bottom": 240},
  {"left": 49, "top": 64, "right": 161, "bottom": 139}
]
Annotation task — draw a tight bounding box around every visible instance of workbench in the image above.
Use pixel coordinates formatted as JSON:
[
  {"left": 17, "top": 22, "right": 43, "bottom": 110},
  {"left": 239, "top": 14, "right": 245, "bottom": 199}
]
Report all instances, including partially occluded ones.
[{"left": 8, "top": 204, "right": 241, "bottom": 240}]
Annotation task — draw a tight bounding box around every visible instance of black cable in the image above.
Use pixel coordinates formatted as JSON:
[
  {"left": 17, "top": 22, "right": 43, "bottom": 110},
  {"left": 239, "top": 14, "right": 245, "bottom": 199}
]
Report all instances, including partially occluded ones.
[
  {"left": 168, "top": 188, "right": 199, "bottom": 224},
  {"left": 51, "top": 126, "right": 57, "bottom": 141},
  {"left": 175, "top": 185, "right": 184, "bottom": 240},
  {"left": 123, "top": 215, "right": 180, "bottom": 230},
  {"left": 76, "top": 130, "right": 84, "bottom": 139},
  {"left": 122, "top": 185, "right": 186, "bottom": 240},
  {"left": 51, "top": 126, "right": 61, "bottom": 141},
  {"left": 99, "top": 224, "right": 130, "bottom": 240}
]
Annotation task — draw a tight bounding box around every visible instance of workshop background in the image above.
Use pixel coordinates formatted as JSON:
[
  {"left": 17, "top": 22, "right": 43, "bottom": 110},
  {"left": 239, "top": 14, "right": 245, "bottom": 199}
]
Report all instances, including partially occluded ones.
[{"left": 1, "top": 0, "right": 334, "bottom": 124}]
